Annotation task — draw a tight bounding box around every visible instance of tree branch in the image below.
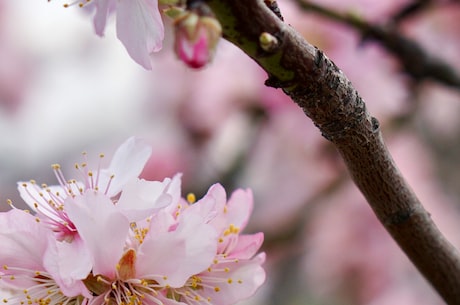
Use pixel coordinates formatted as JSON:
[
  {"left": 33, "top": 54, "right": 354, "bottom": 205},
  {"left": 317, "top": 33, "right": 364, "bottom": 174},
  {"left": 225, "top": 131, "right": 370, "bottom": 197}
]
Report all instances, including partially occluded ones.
[
  {"left": 295, "top": 0, "right": 460, "bottom": 91},
  {"left": 205, "top": 0, "right": 460, "bottom": 303}
]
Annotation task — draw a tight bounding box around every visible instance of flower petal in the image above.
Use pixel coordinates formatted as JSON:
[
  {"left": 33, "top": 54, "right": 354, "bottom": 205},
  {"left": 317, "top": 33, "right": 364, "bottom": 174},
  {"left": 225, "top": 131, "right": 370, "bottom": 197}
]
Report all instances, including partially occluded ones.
[
  {"left": 136, "top": 210, "right": 217, "bottom": 287},
  {"left": 115, "top": 0, "right": 164, "bottom": 69},
  {"left": 0, "top": 210, "right": 48, "bottom": 272},
  {"left": 222, "top": 188, "right": 253, "bottom": 230},
  {"left": 228, "top": 233, "right": 264, "bottom": 260},
  {"left": 64, "top": 192, "right": 130, "bottom": 278},
  {"left": 116, "top": 178, "right": 172, "bottom": 222},
  {"left": 91, "top": 0, "right": 113, "bottom": 36},
  {"left": 99, "top": 137, "right": 152, "bottom": 197},
  {"left": 43, "top": 236, "right": 92, "bottom": 297},
  {"left": 201, "top": 253, "right": 266, "bottom": 305}
]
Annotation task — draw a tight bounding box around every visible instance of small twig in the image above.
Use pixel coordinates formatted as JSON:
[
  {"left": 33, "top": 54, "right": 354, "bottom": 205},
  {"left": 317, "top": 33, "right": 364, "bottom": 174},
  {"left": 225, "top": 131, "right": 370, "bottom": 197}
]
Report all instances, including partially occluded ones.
[
  {"left": 390, "top": 0, "right": 432, "bottom": 24},
  {"left": 295, "top": 0, "right": 460, "bottom": 91}
]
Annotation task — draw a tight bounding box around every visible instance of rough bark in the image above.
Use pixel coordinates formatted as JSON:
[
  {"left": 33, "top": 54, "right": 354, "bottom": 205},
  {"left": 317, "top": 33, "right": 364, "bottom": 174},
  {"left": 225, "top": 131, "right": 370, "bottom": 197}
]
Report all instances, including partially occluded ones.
[{"left": 205, "top": 0, "right": 460, "bottom": 303}]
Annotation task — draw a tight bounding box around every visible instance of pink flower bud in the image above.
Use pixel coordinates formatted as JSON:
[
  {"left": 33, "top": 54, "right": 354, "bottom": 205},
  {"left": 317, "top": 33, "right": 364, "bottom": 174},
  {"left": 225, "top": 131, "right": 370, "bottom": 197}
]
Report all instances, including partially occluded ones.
[{"left": 174, "top": 12, "right": 222, "bottom": 69}]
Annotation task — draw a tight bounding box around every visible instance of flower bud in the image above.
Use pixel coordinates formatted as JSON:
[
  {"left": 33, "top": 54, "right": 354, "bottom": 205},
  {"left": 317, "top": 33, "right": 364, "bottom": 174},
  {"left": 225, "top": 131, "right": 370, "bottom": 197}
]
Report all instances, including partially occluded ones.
[{"left": 174, "top": 12, "right": 222, "bottom": 69}]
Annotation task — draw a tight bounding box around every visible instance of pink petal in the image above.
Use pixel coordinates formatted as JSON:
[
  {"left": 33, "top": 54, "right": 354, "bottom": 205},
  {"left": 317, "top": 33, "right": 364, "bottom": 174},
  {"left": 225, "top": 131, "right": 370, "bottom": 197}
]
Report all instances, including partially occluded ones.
[
  {"left": 115, "top": 0, "right": 164, "bottom": 69},
  {"left": 64, "top": 192, "right": 130, "bottom": 278},
  {"left": 228, "top": 233, "right": 264, "bottom": 259},
  {"left": 92, "top": 0, "right": 115, "bottom": 36},
  {"left": 43, "top": 236, "right": 92, "bottom": 297},
  {"left": 0, "top": 210, "right": 48, "bottom": 273},
  {"left": 116, "top": 178, "right": 173, "bottom": 222},
  {"left": 182, "top": 183, "right": 225, "bottom": 223},
  {"left": 202, "top": 253, "right": 266, "bottom": 305},
  {"left": 136, "top": 211, "right": 217, "bottom": 287},
  {"left": 224, "top": 189, "right": 253, "bottom": 229}
]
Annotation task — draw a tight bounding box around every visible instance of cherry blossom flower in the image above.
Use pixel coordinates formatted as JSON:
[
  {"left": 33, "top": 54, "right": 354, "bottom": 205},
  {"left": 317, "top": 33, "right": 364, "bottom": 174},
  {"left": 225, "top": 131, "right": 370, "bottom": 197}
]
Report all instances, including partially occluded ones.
[
  {"left": 1, "top": 137, "right": 265, "bottom": 305},
  {"left": 65, "top": 189, "right": 218, "bottom": 305},
  {"left": 165, "top": 184, "right": 266, "bottom": 305},
  {"left": 14, "top": 137, "right": 178, "bottom": 295}
]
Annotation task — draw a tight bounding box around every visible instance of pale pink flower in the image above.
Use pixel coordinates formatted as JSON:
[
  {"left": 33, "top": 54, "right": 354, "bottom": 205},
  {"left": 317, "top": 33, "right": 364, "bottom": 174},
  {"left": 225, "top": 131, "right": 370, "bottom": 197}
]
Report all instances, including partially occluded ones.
[
  {"left": 166, "top": 184, "right": 266, "bottom": 305},
  {"left": 14, "top": 137, "right": 177, "bottom": 295},
  {"left": 3, "top": 138, "right": 265, "bottom": 305},
  {"left": 64, "top": 190, "right": 218, "bottom": 305}
]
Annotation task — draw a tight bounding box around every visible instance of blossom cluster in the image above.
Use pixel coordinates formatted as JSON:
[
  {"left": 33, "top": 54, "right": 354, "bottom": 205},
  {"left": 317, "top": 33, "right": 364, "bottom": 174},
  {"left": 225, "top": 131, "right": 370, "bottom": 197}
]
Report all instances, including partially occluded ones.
[{"left": 0, "top": 137, "right": 265, "bottom": 305}]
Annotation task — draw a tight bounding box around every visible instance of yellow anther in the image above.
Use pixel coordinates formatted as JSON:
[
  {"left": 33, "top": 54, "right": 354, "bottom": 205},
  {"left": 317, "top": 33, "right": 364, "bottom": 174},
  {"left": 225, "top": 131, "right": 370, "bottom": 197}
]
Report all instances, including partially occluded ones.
[
  {"left": 186, "top": 193, "right": 196, "bottom": 204},
  {"left": 214, "top": 287, "right": 220, "bottom": 292},
  {"left": 227, "top": 278, "right": 233, "bottom": 284},
  {"left": 52, "top": 164, "right": 61, "bottom": 170}
]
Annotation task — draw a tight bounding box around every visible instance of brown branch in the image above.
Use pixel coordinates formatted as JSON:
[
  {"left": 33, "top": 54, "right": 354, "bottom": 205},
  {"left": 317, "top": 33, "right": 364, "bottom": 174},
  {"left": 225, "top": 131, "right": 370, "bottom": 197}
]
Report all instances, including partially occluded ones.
[
  {"left": 295, "top": 0, "right": 460, "bottom": 91},
  {"left": 205, "top": 0, "right": 460, "bottom": 303}
]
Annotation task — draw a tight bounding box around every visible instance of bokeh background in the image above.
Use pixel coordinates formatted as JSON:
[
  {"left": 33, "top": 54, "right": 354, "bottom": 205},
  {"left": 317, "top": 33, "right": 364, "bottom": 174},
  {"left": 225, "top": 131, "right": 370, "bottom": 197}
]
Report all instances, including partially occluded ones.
[{"left": 1, "top": 0, "right": 460, "bottom": 304}]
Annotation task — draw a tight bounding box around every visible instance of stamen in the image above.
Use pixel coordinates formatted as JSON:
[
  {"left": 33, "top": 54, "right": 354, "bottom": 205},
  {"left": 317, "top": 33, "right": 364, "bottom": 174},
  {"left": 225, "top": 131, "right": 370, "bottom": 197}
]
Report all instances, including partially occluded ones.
[{"left": 186, "top": 193, "right": 196, "bottom": 204}]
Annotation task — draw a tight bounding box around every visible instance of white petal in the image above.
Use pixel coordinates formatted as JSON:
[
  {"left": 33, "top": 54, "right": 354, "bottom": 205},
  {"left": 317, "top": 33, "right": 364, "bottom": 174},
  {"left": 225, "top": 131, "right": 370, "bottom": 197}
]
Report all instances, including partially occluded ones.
[
  {"left": 100, "top": 137, "right": 152, "bottom": 197},
  {"left": 116, "top": 178, "right": 173, "bottom": 222}
]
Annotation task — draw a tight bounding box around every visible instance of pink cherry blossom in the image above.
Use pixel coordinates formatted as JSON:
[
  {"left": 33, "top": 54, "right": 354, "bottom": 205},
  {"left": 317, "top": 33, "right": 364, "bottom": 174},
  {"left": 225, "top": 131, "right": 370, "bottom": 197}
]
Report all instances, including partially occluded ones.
[
  {"left": 166, "top": 184, "right": 266, "bottom": 305},
  {"left": 13, "top": 137, "right": 178, "bottom": 296},
  {"left": 2, "top": 138, "right": 265, "bottom": 305},
  {"left": 62, "top": 190, "right": 218, "bottom": 305}
]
